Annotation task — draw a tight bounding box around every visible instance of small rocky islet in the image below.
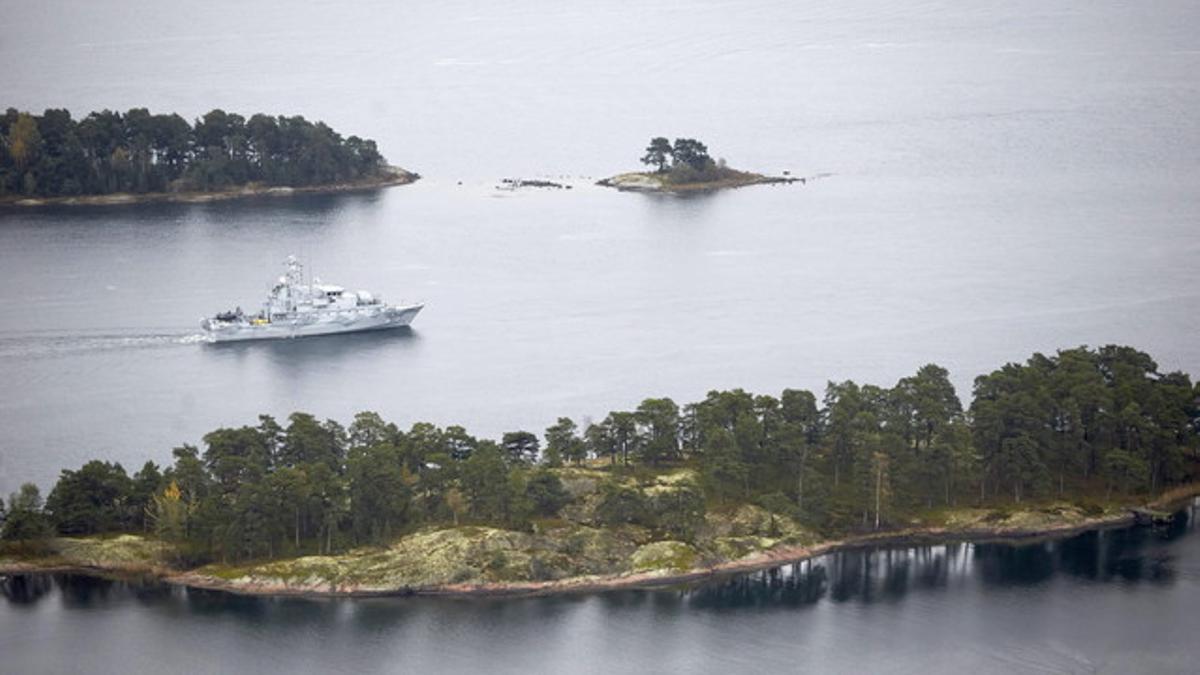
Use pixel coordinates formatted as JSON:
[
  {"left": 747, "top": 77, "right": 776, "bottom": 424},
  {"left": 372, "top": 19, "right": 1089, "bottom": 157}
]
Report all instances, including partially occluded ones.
[{"left": 597, "top": 136, "right": 806, "bottom": 193}]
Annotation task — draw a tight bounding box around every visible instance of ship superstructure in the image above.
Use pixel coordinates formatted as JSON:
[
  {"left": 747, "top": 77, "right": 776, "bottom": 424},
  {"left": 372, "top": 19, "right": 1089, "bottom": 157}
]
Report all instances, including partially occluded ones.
[{"left": 201, "top": 256, "right": 422, "bottom": 342}]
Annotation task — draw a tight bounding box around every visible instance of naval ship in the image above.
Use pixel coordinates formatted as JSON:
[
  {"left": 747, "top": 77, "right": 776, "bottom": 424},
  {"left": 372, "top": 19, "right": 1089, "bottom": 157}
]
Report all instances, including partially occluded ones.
[{"left": 201, "top": 256, "right": 423, "bottom": 342}]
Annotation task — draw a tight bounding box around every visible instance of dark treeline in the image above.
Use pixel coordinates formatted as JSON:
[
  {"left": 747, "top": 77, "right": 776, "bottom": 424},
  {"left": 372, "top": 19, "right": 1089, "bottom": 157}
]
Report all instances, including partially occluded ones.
[
  {"left": 2, "top": 345, "right": 1197, "bottom": 563},
  {"left": 0, "top": 108, "right": 387, "bottom": 198}
]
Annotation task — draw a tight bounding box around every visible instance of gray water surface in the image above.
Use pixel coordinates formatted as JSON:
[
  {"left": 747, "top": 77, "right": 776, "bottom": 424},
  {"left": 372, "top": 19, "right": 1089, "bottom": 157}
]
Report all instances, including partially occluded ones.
[
  {"left": 2, "top": 1, "right": 1199, "bottom": 671},
  {"left": 1, "top": 0, "right": 1198, "bottom": 494}
]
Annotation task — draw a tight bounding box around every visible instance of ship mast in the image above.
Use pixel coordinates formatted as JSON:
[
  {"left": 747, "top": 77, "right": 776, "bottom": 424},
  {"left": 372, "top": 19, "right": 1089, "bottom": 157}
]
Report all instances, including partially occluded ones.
[{"left": 285, "top": 255, "right": 304, "bottom": 314}]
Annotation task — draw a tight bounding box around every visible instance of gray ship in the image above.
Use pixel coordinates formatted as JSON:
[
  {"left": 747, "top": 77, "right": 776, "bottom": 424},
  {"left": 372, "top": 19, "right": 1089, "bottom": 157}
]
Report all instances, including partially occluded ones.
[{"left": 201, "top": 256, "right": 423, "bottom": 342}]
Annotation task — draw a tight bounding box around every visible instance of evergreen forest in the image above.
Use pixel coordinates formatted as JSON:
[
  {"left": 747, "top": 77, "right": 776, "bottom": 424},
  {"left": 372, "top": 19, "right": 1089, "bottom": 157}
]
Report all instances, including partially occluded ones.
[
  {"left": 0, "top": 108, "right": 388, "bottom": 198},
  {"left": 2, "top": 345, "right": 1197, "bottom": 565}
]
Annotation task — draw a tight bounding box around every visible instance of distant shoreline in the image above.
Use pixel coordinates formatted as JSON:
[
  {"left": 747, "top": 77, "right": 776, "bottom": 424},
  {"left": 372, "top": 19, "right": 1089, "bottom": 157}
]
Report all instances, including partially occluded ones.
[
  {"left": 6, "top": 486, "right": 1196, "bottom": 600},
  {"left": 0, "top": 166, "right": 419, "bottom": 208}
]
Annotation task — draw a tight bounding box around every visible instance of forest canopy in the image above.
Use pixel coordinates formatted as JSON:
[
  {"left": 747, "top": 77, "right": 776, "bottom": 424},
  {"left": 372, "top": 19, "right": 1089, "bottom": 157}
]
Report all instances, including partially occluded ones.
[
  {"left": 3, "top": 345, "right": 1197, "bottom": 564},
  {"left": 0, "top": 107, "right": 389, "bottom": 198}
]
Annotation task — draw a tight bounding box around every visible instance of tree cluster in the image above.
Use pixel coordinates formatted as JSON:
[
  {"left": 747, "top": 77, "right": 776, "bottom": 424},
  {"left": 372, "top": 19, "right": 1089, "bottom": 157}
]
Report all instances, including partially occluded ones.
[
  {"left": 639, "top": 136, "right": 729, "bottom": 184},
  {"left": 1, "top": 413, "right": 575, "bottom": 563},
  {"left": 3, "top": 345, "right": 1196, "bottom": 560},
  {"left": 0, "top": 108, "right": 387, "bottom": 198},
  {"left": 971, "top": 346, "right": 1196, "bottom": 502}
]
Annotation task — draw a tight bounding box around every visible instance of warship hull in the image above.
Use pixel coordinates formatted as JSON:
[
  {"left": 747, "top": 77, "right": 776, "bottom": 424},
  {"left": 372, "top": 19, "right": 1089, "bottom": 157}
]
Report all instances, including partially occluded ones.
[{"left": 204, "top": 304, "right": 423, "bottom": 342}]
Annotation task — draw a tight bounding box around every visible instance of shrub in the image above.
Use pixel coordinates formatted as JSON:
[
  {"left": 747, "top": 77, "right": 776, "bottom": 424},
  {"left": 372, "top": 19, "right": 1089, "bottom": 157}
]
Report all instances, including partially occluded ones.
[
  {"left": 595, "top": 480, "right": 649, "bottom": 526},
  {"left": 1074, "top": 499, "right": 1105, "bottom": 517},
  {"left": 650, "top": 483, "right": 706, "bottom": 540},
  {"left": 525, "top": 470, "right": 570, "bottom": 517}
]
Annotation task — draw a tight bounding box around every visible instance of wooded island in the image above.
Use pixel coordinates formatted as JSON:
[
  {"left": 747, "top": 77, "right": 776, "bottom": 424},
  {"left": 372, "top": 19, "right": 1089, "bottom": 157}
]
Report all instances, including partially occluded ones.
[
  {"left": 0, "top": 108, "right": 415, "bottom": 205},
  {"left": 599, "top": 137, "right": 800, "bottom": 192},
  {"left": 2, "top": 344, "right": 1197, "bottom": 596}
]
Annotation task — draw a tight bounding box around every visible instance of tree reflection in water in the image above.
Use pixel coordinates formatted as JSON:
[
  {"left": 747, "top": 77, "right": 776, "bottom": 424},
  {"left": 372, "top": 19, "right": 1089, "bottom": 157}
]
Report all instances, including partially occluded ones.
[
  {"left": 0, "top": 573, "right": 53, "bottom": 605},
  {"left": 686, "top": 561, "right": 829, "bottom": 610},
  {"left": 684, "top": 504, "right": 1192, "bottom": 610}
]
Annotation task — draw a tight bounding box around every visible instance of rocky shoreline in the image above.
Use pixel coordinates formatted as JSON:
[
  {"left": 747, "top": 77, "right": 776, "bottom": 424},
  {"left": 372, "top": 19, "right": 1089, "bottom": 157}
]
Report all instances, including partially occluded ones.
[
  {"left": 6, "top": 481, "right": 1195, "bottom": 600},
  {"left": 0, "top": 166, "right": 419, "bottom": 208},
  {"left": 0, "top": 505, "right": 1171, "bottom": 600},
  {"left": 165, "top": 512, "right": 1140, "bottom": 599}
]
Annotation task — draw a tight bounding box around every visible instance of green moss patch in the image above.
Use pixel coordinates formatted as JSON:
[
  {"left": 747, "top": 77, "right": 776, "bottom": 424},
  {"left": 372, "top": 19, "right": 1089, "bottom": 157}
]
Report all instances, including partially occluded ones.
[{"left": 631, "top": 541, "right": 698, "bottom": 573}]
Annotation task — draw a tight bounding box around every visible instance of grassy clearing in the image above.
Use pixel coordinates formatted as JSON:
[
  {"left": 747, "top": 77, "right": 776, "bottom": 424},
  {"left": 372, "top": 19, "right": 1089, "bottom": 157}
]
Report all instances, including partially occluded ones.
[
  {"left": 190, "top": 524, "right": 647, "bottom": 590},
  {"left": 0, "top": 534, "right": 173, "bottom": 572},
  {"left": 1149, "top": 482, "right": 1200, "bottom": 509},
  {"left": 915, "top": 499, "right": 1126, "bottom": 532}
]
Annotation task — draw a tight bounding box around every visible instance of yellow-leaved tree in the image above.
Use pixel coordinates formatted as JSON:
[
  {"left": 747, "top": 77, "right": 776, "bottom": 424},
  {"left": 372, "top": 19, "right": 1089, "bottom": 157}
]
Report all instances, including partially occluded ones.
[{"left": 146, "top": 481, "right": 191, "bottom": 544}]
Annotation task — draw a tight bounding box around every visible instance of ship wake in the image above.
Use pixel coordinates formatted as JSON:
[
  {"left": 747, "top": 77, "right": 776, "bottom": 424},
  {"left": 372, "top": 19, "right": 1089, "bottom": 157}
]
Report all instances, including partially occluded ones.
[{"left": 0, "top": 330, "right": 213, "bottom": 359}]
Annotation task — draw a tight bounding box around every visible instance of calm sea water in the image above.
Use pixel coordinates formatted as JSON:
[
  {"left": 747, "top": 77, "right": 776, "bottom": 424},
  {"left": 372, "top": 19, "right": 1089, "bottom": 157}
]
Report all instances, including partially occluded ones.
[
  {"left": 1, "top": 0, "right": 1197, "bottom": 496},
  {"left": 3, "top": 505, "right": 1197, "bottom": 674},
  {"left": 1, "top": 1, "right": 1199, "bottom": 669}
]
